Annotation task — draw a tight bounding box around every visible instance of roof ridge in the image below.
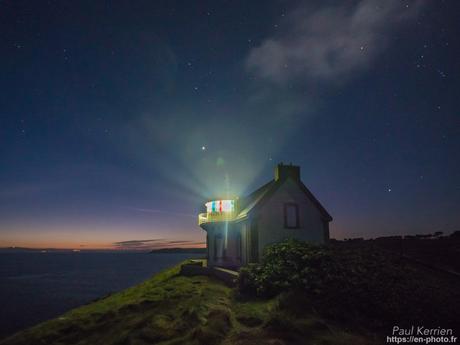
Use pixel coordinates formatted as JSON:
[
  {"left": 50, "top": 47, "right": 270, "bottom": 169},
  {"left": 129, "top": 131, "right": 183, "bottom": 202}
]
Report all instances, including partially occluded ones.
[{"left": 237, "top": 177, "right": 332, "bottom": 222}]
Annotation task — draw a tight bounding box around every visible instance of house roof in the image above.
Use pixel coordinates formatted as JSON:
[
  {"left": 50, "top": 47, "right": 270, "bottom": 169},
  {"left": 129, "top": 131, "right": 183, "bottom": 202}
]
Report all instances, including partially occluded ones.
[
  {"left": 235, "top": 180, "right": 276, "bottom": 220},
  {"left": 235, "top": 177, "right": 332, "bottom": 222}
]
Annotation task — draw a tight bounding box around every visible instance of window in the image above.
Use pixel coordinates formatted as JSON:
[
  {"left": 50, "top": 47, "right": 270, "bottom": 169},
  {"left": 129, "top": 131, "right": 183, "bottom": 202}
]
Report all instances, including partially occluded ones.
[{"left": 284, "top": 203, "right": 299, "bottom": 228}]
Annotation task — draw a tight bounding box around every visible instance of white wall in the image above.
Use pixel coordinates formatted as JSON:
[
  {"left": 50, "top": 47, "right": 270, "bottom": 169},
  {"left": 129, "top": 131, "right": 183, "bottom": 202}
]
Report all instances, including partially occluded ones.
[
  {"left": 256, "top": 178, "right": 328, "bottom": 255},
  {"left": 206, "top": 222, "right": 242, "bottom": 267}
]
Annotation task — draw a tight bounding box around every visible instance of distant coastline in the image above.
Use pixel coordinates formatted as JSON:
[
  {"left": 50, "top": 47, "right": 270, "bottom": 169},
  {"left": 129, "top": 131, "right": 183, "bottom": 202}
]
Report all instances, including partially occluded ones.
[
  {"left": 149, "top": 247, "right": 206, "bottom": 254},
  {"left": 0, "top": 247, "right": 207, "bottom": 254}
]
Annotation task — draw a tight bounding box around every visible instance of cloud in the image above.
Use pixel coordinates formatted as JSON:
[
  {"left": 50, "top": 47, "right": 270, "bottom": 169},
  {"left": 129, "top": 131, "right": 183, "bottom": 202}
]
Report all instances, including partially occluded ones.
[
  {"left": 112, "top": 239, "right": 163, "bottom": 248},
  {"left": 246, "top": 0, "right": 424, "bottom": 84}
]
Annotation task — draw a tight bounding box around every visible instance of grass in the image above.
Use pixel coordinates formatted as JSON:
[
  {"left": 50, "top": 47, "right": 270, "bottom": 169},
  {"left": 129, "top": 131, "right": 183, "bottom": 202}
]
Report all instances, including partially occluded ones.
[{"left": 0, "top": 260, "right": 380, "bottom": 345}]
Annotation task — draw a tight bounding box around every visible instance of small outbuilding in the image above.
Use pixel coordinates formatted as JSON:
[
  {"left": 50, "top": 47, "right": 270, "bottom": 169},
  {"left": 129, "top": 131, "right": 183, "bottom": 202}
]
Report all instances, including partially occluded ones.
[{"left": 198, "top": 163, "right": 332, "bottom": 268}]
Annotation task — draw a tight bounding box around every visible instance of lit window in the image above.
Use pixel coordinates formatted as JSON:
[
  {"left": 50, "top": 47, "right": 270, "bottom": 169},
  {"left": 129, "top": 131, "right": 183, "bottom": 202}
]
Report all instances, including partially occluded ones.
[
  {"left": 284, "top": 203, "right": 299, "bottom": 228},
  {"left": 221, "top": 200, "right": 234, "bottom": 212}
]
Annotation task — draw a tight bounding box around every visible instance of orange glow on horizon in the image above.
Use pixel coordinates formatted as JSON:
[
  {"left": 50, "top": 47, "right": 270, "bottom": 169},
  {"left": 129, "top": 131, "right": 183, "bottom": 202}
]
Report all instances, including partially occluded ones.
[
  {"left": 0, "top": 222, "right": 206, "bottom": 251},
  {"left": 0, "top": 239, "right": 206, "bottom": 250}
]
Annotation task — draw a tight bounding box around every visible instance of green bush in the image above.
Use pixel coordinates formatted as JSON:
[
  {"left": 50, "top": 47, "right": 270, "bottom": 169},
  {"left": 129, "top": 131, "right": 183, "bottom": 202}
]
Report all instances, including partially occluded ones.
[
  {"left": 238, "top": 239, "right": 460, "bottom": 331},
  {"left": 239, "top": 240, "right": 335, "bottom": 297}
]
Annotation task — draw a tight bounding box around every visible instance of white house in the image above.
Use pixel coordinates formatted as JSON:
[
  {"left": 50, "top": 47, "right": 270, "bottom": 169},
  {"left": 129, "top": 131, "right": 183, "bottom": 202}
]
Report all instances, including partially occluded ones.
[{"left": 198, "top": 163, "right": 332, "bottom": 268}]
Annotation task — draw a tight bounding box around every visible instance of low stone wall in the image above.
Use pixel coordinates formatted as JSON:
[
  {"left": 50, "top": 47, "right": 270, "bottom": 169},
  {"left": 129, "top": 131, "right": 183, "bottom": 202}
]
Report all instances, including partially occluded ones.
[
  {"left": 180, "top": 261, "right": 239, "bottom": 287},
  {"left": 211, "top": 267, "right": 239, "bottom": 286}
]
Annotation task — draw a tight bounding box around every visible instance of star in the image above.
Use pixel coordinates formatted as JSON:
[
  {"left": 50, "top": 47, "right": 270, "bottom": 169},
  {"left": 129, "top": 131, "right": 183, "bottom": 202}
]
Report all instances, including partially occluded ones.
[
  {"left": 437, "top": 69, "right": 447, "bottom": 78},
  {"left": 201, "top": 146, "right": 206, "bottom": 151},
  {"left": 387, "top": 188, "right": 392, "bottom": 192}
]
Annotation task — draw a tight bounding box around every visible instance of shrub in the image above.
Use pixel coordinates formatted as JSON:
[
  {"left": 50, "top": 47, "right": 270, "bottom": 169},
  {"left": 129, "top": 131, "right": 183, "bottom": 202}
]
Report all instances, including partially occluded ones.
[
  {"left": 239, "top": 240, "right": 335, "bottom": 297},
  {"left": 237, "top": 239, "right": 460, "bottom": 331}
]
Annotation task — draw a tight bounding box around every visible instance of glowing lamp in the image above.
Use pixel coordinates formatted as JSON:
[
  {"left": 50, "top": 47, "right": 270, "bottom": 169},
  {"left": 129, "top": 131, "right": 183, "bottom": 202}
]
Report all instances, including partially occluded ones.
[{"left": 205, "top": 200, "right": 235, "bottom": 213}]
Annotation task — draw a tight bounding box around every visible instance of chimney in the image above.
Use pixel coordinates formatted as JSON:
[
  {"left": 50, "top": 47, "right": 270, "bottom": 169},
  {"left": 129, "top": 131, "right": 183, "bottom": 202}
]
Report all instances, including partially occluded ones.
[{"left": 274, "top": 162, "right": 300, "bottom": 182}]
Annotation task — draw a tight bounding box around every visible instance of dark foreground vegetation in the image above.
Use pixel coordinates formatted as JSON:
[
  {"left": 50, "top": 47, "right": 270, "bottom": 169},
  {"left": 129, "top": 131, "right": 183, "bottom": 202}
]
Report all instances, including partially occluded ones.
[
  {"left": 1, "top": 261, "right": 376, "bottom": 345},
  {"left": 3, "top": 237, "right": 459, "bottom": 345},
  {"left": 239, "top": 239, "right": 460, "bottom": 334},
  {"left": 339, "top": 230, "right": 460, "bottom": 273}
]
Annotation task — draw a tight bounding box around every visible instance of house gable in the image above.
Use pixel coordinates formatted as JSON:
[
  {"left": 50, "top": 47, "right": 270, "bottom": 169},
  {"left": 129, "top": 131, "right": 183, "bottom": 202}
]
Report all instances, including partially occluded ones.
[
  {"left": 252, "top": 177, "right": 330, "bottom": 250},
  {"left": 240, "top": 177, "right": 332, "bottom": 223}
]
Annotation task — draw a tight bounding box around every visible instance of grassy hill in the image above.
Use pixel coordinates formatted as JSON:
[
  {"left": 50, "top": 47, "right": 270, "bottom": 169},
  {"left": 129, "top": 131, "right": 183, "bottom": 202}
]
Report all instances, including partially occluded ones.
[{"left": 0, "top": 260, "right": 378, "bottom": 345}]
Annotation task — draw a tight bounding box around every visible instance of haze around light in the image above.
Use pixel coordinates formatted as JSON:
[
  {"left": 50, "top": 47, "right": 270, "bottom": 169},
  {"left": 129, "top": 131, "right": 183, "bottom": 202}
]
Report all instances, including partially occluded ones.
[{"left": 1, "top": 0, "right": 459, "bottom": 250}]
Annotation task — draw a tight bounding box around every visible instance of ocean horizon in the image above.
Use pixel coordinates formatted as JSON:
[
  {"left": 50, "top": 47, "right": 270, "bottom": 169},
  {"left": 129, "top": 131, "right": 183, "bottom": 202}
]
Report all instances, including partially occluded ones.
[{"left": 0, "top": 251, "right": 203, "bottom": 340}]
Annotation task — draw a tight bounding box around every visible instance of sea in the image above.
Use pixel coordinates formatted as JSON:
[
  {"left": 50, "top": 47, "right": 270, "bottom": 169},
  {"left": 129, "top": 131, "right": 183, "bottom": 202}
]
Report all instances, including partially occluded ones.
[{"left": 0, "top": 251, "right": 202, "bottom": 340}]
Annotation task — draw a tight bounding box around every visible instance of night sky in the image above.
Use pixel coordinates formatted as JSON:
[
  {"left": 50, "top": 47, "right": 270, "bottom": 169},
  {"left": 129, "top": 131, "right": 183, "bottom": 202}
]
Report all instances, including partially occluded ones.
[{"left": 1, "top": 0, "right": 459, "bottom": 250}]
